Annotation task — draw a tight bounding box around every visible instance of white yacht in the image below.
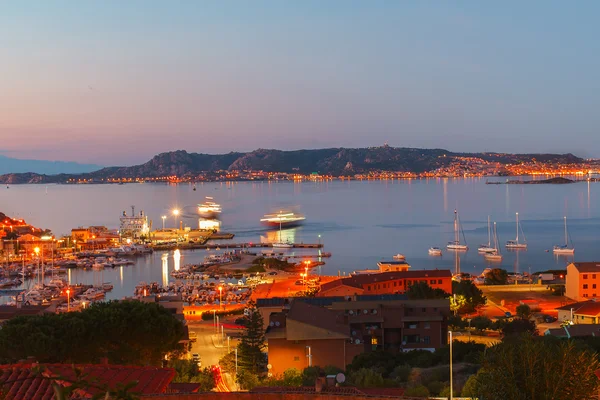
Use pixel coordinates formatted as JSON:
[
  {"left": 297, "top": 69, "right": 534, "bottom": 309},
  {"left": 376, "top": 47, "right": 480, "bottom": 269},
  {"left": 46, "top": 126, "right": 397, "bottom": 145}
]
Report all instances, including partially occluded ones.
[
  {"left": 198, "top": 197, "right": 222, "bottom": 219},
  {"left": 553, "top": 216, "right": 575, "bottom": 254},
  {"left": 428, "top": 247, "right": 443, "bottom": 256},
  {"left": 478, "top": 216, "right": 496, "bottom": 253},
  {"left": 393, "top": 253, "right": 406, "bottom": 260},
  {"left": 484, "top": 222, "right": 503, "bottom": 262},
  {"left": 447, "top": 210, "right": 468, "bottom": 251},
  {"left": 506, "top": 212, "right": 528, "bottom": 249}
]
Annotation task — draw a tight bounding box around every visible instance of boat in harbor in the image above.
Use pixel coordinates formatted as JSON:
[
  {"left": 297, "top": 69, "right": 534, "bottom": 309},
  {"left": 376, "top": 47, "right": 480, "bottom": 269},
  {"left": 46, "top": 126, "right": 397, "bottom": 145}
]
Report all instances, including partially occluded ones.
[
  {"left": 198, "top": 197, "right": 222, "bottom": 219},
  {"left": 553, "top": 216, "right": 575, "bottom": 254},
  {"left": 428, "top": 247, "right": 442, "bottom": 256},
  {"left": 447, "top": 210, "right": 468, "bottom": 251},
  {"left": 271, "top": 216, "right": 294, "bottom": 248},
  {"left": 393, "top": 253, "right": 406, "bottom": 260},
  {"left": 478, "top": 216, "right": 496, "bottom": 253},
  {"left": 506, "top": 212, "right": 528, "bottom": 249},
  {"left": 260, "top": 211, "right": 306, "bottom": 228},
  {"left": 484, "top": 222, "right": 503, "bottom": 262}
]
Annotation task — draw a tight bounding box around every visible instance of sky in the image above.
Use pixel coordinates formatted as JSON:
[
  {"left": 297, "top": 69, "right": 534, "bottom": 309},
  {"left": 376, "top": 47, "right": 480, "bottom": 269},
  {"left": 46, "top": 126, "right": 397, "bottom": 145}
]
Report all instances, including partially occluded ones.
[{"left": 1, "top": 1, "right": 600, "bottom": 166}]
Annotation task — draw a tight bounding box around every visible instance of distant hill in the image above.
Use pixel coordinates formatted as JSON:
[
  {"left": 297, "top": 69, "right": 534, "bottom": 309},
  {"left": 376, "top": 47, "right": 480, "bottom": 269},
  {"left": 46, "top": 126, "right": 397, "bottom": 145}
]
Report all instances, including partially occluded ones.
[
  {"left": 0, "top": 147, "right": 585, "bottom": 184},
  {"left": 0, "top": 154, "right": 101, "bottom": 175}
]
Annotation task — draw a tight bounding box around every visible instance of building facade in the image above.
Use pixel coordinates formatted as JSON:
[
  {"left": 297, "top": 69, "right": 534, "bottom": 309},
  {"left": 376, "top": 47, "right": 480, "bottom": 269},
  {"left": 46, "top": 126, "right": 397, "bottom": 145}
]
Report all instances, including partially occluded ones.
[
  {"left": 263, "top": 296, "right": 450, "bottom": 376},
  {"left": 566, "top": 262, "right": 600, "bottom": 301}
]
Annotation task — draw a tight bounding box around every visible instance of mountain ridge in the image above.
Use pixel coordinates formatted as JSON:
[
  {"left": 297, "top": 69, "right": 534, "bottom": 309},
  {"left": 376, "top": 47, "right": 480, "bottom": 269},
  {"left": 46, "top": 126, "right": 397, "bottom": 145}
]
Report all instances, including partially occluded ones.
[
  {"left": 0, "top": 147, "right": 585, "bottom": 184},
  {"left": 0, "top": 154, "right": 102, "bottom": 175}
]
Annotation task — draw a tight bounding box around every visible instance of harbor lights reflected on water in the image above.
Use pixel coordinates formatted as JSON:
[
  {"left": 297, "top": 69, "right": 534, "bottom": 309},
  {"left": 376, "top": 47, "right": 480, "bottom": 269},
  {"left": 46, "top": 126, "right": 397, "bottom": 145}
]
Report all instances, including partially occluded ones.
[
  {"left": 174, "top": 249, "right": 181, "bottom": 271},
  {"left": 67, "top": 269, "right": 72, "bottom": 286},
  {"left": 162, "top": 252, "right": 169, "bottom": 287},
  {"left": 119, "top": 266, "right": 124, "bottom": 287}
]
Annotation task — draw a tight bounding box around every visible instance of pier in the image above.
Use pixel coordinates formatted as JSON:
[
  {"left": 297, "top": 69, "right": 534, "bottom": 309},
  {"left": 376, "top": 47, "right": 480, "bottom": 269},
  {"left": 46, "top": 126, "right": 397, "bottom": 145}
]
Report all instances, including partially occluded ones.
[{"left": 151, "top": 242, "right": 324, "bottom": 251}]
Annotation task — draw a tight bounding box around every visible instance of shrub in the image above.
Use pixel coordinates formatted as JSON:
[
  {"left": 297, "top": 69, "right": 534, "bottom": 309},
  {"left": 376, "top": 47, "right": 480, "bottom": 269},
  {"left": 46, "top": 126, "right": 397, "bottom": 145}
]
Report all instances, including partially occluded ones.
[
  {"left": 427, "top": 380, "right": 445, "bottom": 396},
  {"left": 390, "top": 364, "right": 411, "bottom": 382},
  {"left": 404, "top": 385, "right": 430, "bottom": 397},
  {"left": 349, "top": 368, "right": 384, "bottom": 387}
]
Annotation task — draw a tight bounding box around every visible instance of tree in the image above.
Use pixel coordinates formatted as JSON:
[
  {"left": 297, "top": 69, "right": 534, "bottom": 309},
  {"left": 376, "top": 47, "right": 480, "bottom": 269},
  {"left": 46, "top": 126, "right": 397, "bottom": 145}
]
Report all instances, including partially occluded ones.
[
  {"left": 348, "top": 368, "right": 384, "bottom": 387},
  {"left": 406, "top": 282, "right": 449, "bottom": 300},
  {"left": 236, "top": 301, "right": 267, "bottom": 375},
  {"left": 516, "top": 304, "right": 532, "bottom": 320},
  {"left": 470, "top": 316, "right": 492, "bottom": 332},
  {"left": 0, "top": 300, "right": 186, "bottom": 365},
  {"left": 485, "top": 268, "right": 508, "bottom": 285},
  {"left": 474, "top": 334, "right": 600, "bottom": 400},
  {"left": 461, "top": 374, "right": 478, "bottom": 397},
  {"left": 236, "top": 369, "right": 260, "bottom": 391},
  {"left": 502, "top": 319, "right": 537, "bottom": 336},
  {"left": 218, "top": 352, "right": 237, "bottom": 374},
  {"left": 452, "top": 281, "right": 486, "bottom": 313},
  {"left": 169, "top": 360, "right": 216, "bottom": 391}
]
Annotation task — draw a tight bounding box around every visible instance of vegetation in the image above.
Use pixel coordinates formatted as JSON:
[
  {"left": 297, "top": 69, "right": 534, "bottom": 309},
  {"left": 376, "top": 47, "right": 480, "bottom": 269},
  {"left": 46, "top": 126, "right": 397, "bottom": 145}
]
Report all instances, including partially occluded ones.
[
  {"left": 516, "top": 304, "right": 532, "bottom": 320},
  {"left": 473, "top": 334, "right": 600, "bottom": 400},
  {"left": 169, "top": 360, "right": 216, "bottom": 391},
  {"left": 0, "top": 300, "right": 185, "bottom": 365},
  {"left": 405, "top": 281, "right": 449, "bottom": 299},
  {"left": 200, "top": 307, "right": 245, "bottom": 321},
  {"left": 502, "top": 319, "right": 538, "bottom": 336},
  {"left": 484, "top": 268, "right": 509, "bottom": 285},
  {"left": 452, "top": 280, "right": 487, "bottom": 312},
  {"left": 235, "top": 301, "right": 267, "bottom": 379}
]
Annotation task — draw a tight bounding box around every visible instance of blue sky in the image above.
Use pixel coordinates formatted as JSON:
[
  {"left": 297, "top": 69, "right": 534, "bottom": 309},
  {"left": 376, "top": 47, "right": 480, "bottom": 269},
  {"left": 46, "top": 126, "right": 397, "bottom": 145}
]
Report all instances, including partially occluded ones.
[{"left": 1, "top": 1, "right": 599, "bottom": 165}]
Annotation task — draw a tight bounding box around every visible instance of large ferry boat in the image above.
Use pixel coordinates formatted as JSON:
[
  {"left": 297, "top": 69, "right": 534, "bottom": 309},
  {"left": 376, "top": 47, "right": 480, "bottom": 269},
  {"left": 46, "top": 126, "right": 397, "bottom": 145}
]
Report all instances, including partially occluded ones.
[
  {"left": 260, "top": 211, "right": 306, "bottom": 228},
  {"left": 198, "top": 197, "right": 222, "bottom": 219}
]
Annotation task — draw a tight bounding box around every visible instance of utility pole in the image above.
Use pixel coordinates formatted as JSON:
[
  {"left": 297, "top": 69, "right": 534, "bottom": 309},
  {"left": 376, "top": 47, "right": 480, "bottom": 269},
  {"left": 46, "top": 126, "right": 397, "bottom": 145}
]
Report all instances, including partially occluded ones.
[{"left": 449, "top": 331, "right": 453, "bottom": 400}]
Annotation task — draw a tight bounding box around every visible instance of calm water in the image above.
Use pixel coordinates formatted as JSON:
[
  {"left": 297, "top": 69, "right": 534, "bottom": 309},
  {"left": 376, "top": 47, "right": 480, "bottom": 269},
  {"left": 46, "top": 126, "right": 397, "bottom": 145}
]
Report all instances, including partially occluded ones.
[{"left": 2, "top": 179, "right": 599, "bottom": 300}]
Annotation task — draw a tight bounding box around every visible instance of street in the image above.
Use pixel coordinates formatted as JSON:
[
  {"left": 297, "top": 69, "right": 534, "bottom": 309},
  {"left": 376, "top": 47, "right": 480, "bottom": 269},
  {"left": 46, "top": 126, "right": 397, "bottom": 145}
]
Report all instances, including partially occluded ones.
[{"left": 188, "top": 321, "right": 241, "bottom": 368}]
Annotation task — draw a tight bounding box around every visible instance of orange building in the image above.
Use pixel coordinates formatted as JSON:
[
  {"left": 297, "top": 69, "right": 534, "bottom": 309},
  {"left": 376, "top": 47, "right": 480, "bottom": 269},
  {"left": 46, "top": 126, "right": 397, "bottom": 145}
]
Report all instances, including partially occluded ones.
[
  {"left": 566, "top": 262, "right": 600, "bottom": 301},
  {"left": 317, "top": 270, "right": 452, "bottom": 298}
]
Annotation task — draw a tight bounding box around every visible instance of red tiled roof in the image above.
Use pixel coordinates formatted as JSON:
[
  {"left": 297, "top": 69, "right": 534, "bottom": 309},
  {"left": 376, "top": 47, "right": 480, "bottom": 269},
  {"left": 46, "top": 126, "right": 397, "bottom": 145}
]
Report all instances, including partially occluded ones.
[
  {"left": 320, "top": 270, "right": 452, "bottom": 292},
  {"left": 555, "top": 300, "right": 594, "bottom": 311},
  {"left": 167, "top": 383, "right": 202, "bottom": 393},
  {"left": 0, "top": 363, "right": 175, "bottom": 399},
  {"left": 573, "top": 302, "right": 600, "bottom": 317}
]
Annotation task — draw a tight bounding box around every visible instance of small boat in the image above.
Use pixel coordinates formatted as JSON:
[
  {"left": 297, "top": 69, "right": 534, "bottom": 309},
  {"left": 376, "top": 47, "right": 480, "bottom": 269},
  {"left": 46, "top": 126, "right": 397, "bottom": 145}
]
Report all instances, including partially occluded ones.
[
  {"left": 428, "top": 247, "right": 442, "bottom": 256},
  {"left": 506, "top": 212, "right": 528, "bottom": 249},
  {"left": 447, "top": 210, "right": 468, "bottom": 251},
  {"left": 272, "top": 242, "right": 293, "bottom": 248},
  {"left": 198, "top": 197, "right": 221, "bottom": 219},
  {"left": 260, "top": 211, "right": 306, "bottom": 228},
  {"left": 553, "top": 216, "right": 574, "bottom": 254},
  {"left": 393, "top": 254, "right": 406, "bottom": 260}
]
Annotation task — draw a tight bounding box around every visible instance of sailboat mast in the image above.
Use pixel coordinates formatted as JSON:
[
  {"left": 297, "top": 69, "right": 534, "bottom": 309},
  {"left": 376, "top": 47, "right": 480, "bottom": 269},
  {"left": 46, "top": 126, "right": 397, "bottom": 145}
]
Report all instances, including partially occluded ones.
[
  {"left": 516, "top": 212, "right": 519, "bottom": 242},
  {"left": 564, "top": 216, "right": 568, "bottom": 246},
  {"left": 487, "top": 216, "right": 491, "bottom": 247},
  {"left": 454, "top": 210, "right": 459, "bottom": 243}
]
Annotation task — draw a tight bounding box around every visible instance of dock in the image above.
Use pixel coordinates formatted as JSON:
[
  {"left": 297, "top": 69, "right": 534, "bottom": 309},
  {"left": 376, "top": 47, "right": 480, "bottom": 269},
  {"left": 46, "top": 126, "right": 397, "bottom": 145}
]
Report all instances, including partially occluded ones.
[{"left": 151, "top": 242, "right": 324, "bottom": 251}]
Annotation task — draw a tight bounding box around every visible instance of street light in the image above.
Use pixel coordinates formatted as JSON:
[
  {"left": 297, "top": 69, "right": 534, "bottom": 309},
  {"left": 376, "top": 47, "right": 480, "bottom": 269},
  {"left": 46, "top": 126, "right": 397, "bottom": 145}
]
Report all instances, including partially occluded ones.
[
  {"left": 66, "top": 288, "right": 71, "bottom": 312},
  {"left": 449, "top": 330, "right": 453, "bottom": 400},
  {"left": 218, "top": 286, "right": 223, "bottom": 309},
  {"left": 34, "top": 247, "right": 40, "bottom": 286},
  {"left": 161, "top": 215, "right": 167, "bottom": 230},
  {"left": 306, "top": 345, "right": 312, "bottom": 367}
]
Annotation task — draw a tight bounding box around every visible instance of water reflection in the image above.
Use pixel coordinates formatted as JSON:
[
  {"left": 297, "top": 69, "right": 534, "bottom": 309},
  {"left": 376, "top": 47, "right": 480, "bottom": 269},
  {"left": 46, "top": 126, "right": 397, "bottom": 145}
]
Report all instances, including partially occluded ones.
[
  {"left": 162, "top": 252, "right": 169, "bottom": 287},
  {"left": 262, "top": 227, "right": 297, "bottom": 244},
  {"left": 119, "top": 266, "right": 123, "bottom": 287},
  {"left": 174, "top": 249, "right": 181, "bottom": 271}
]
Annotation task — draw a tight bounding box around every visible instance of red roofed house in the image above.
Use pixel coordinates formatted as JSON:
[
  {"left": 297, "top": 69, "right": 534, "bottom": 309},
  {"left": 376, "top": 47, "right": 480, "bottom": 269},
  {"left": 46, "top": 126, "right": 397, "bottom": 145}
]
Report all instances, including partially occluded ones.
[
  {"left": 0, "top": 363, "right": 175, "bottom": 399},
  {"left": 317, "top": 270, "right": 452, "bottom": 297}
]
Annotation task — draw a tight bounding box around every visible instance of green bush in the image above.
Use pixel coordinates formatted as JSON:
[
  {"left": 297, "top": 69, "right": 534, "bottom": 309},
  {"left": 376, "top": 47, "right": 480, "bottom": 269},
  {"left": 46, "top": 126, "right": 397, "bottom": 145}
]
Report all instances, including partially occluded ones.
[
  {"left": 404, "top": 385, "right": 430, "bottom": 397},
  {"left": 247, "top": 265, "right": 266, "bottom": 273},
  {"left": 461, "top": 374, "right": 478, "bottom": 397},
  {"left": 349, "top": 368, "right": 384, "bottom": 387},
  {"left": 427, "top": 380, "right": 445, "bottom": 396},
  {"left": 390, "top": 364, "right": 412, "bottom": 382}
]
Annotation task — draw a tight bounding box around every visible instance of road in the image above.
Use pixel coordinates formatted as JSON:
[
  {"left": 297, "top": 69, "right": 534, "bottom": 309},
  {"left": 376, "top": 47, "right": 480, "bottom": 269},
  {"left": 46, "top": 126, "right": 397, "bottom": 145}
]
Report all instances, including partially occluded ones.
[{"left": 188, "top": 323, "right": 229, "bottom": 367}]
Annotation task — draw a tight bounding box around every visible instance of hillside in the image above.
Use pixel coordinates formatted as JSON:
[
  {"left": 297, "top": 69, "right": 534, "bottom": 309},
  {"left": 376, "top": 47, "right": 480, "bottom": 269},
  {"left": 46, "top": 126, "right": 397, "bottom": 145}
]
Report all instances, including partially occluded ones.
[
  {"left": 0, "top": 147, "right": 585, "bottom": 184},
  {"left": 0, "top": 154, "right": 101, "bottom": 175}
]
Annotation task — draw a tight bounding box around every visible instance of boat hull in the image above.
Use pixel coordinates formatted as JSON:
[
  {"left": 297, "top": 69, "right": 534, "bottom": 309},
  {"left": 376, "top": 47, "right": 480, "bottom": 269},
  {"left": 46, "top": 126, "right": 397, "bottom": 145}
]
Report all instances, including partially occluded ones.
[
  {"left": 506, "top": 243, "right": 528, "bottom": 249},
  {"left": 262, "top": 220, "right": 304, "bottom": 228},
  {"left": 553, "top": 248, "right": 575, "bottom": 254},
  {"left": 447, "top": 244, "right": 468, "bottom": 251},
  {"left": 478, "top": 246, "right": 496, "bottom": 253}
]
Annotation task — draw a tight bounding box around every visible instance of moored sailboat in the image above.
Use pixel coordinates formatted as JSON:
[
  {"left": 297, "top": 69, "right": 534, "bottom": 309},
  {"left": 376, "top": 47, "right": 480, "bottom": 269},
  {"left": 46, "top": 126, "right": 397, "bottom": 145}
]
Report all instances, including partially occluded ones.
[
  {"left": 506, "top": 212, "right": 527, "bottom": 249},
  {"left": 478, "top": 216, "right": 496, "bottom": 253},
  {"left": 484, "top": 222, "right": 503, "bottom": 262},
  {"left": 447, "top": 210, "right": 468, "bottom": 251},
  {"left": 553, "top": 216, "right": 574, "bottom": 254}
]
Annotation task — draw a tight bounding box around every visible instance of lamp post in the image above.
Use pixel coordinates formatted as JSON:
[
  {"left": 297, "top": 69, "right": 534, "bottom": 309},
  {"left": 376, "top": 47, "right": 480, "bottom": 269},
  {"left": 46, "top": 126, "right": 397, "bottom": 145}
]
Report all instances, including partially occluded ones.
[
  {"left": 213, "top": 309, "right": 217, "bottom": 331},
  {"left": 227, "top": 336, "right": 231, "bottom": 353},
  {"left": 66, "top": 288, "right": 71, "bottom": 312},
  {"left": 218, "top": 286, "right": 223, "bottom": 310},
  {"left": 306, "top": 345, "right": 312, "bottom": 367},
  {"left": 449, "top": 331, "right": 453, "bottom": 400},
  {"left": 172, "top": 209, "right": 180, "bottom": 229},
  {"left": 235, "top": 348, "right": 238, "bottom": 374},
  {"left": 161, "top": 215, "right": 166, "bottom": 230}
]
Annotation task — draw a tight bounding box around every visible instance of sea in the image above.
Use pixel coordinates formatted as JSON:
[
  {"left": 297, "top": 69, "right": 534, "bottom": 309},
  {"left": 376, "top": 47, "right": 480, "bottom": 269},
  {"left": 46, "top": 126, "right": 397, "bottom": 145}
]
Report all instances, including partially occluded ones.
[{"left": 2, "top": 177, "right": 598, "bottom": 300}]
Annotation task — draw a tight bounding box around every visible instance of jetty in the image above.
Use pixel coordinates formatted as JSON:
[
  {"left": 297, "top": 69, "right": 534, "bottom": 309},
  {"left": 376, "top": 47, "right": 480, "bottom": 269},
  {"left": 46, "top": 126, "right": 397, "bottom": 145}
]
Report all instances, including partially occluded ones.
[{"left": 151, "top": 242, "right": 324, "bottom": 251}]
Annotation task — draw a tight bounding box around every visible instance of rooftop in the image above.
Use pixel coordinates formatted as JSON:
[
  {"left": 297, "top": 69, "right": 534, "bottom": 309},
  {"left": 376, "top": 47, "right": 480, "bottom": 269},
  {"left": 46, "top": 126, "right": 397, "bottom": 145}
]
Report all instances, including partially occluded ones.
[
  {"left": 545, "top": 324, "right": 600, "bottom": 338},
  {"left": 570, "top": 262, "right": 600, "bottom": 273},
  {"left": 251, "top": 386, "right": 406, "bottom": 396},
  {"left": 0, "top": 363, "right": 175, "bottom": 399},
  {"left": 320, "top": 270, "right": 452, "bottom": 291},
  {"left": 286, "top": 301, "right": 349, "bottom": 338}
]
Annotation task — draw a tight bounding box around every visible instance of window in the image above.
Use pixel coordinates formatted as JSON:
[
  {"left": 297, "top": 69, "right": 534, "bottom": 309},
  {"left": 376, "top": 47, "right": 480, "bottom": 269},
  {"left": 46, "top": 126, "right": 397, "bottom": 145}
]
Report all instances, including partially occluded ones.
[
  {"left": 424, "top": 336, "right": 431, "bottom": 344},
  {"left": 367, "top": 285, "right": 371, "bottom": 290},
  {"left": 430, "top": 279, "right": 436, "bottom": 285},
  {"left": 584, "top": 274, "right": 589, "bottom": 279},
  {"left": 594, "top": 294, "right": 597, "bottom": 298},
  {"left": 433, "top": 307, "right": 438, "bottom": 311},
  {"left": 424, "top": 322, "right": 431, "bottom": 329},
  {"left": 422, "top": 308, "right": 426, "bottom": 312},
  {"left": 584, "top": 284, "right": 589, "bottom": 289},
  {"left": 594, "top": 284, "right": 597, "bottom": 289},
  {"left": 294, "top": 356, "right": 300, "bottom": 361},
  {"left": 394, "top": 281, "right": 397, "bottom": 287},
  {"left": 584, "top": 294, "right": 589, "bottom": 298},
  {"left": 594, "top": 275, "right": 597, "bottom": 279},
  {"left": 371, "top": 337, "right": 378, "bottom": 345},
  {"left": 438, "top": 279, "right": 442, "bottom": 284}
]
